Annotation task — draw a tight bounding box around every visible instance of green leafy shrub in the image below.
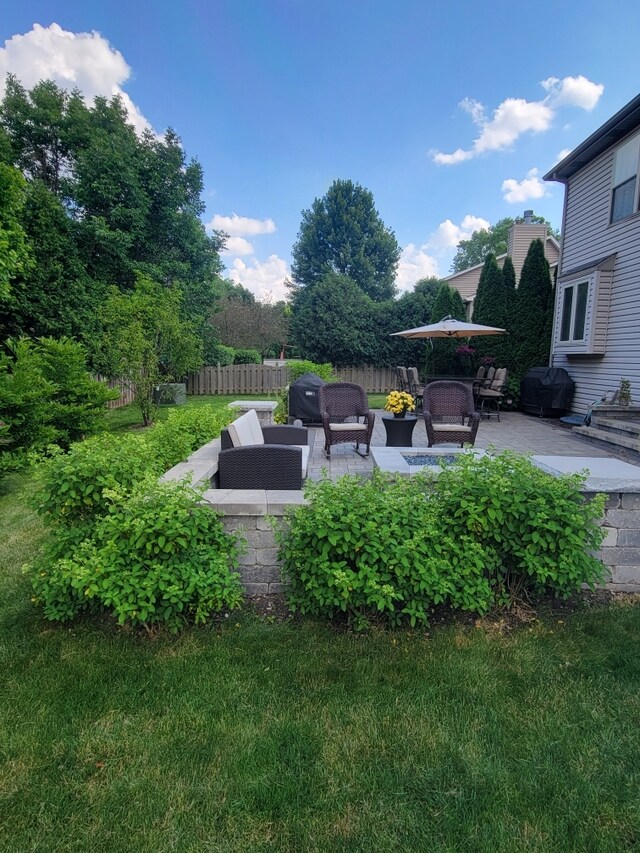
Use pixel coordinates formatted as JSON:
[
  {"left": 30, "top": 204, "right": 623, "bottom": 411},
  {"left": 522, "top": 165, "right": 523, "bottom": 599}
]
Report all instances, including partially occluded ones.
[
  {"left": 145, "top": 404, "right": 235, "bottom": 470},
  {"left": 33, "top": 433, "right": 161, "bottom": 531},
  {"left": 208, "top": 344, "right": 235, "bottom": 366},
  {"left": 27, "top": 479, "right": 243, "bottom": 632},
  {"left": 432, "top": 451, "right": 606, "bottom": 602},
  {"left": 276, "top": 472, "right": 493, "bottom": 629},
  {"left": 277, "top": 454, "right": 607, "bottom": 628},
  {"left": 0, "top": 337, "right": 117, "bottom": 467},
  {"left": 233, "top": 348, "right": 261, "bottom": 364},
  {"left": 501, "top": 376, "right": 521, "bottom": 411}
]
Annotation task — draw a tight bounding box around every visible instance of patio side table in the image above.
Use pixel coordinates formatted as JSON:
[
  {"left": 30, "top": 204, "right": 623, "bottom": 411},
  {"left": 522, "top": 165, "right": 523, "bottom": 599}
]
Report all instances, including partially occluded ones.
[{"left": 382, "top": 414, "right": 417, "bottom": 447}]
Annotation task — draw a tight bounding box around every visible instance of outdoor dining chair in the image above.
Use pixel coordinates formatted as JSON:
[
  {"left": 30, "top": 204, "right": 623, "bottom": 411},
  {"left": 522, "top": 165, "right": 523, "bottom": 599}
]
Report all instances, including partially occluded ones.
[
  {"left": 407, "top": 367, "right": 424, "bottom": 410},
  {"left": 478, "top": 368, "right": 508, "bottom": 420}
]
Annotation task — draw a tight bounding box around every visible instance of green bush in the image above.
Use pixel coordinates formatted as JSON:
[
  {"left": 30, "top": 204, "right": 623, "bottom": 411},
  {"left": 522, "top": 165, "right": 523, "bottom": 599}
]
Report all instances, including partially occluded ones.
[
  {"left": 432, "top": 451, "right": 606, "bottom": 602},
  {"left": 233, "top": 348, "right": 261, "bottom": 364},
  {"left": 33, "top": 433, "right": 161, "bottom": 531},
  {"left": 287, "top": 360, "right": 335, "bottom": 383},
  {"left": 0, "top": 337, "right": 117, "bottom": 464},
  {"left": 145, "top": 404, "right": 234, "bottom": 470},
  {"left": 208, "top": 344, "right": 235, "bottom": 366},
  {"left": 277, "top": 472, "right": 493, "bottom": 629},
  {"left": 27, "top": 479, "right": 243, "bottom": 632},
  {"left": 277, "top": 455, "right": 607, "bottom": 628}
]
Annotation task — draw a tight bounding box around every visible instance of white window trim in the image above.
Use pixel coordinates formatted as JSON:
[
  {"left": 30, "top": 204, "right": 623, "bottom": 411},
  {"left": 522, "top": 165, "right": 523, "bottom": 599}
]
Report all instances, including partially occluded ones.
[
  {"left": 610, "top": 131, "right": 640, "bottom": 224},
  {"left": 554, "top": 273, "right": 596, "bottom": 354}
]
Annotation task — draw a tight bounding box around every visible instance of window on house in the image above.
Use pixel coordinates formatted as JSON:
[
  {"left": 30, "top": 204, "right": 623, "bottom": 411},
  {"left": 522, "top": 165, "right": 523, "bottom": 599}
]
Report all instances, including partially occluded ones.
[
  {"left": 611, "top": 133, "right": 640, "bottom": 223},
  {"left": 559, "top": 280, "right": 589, "bottom": 342}
]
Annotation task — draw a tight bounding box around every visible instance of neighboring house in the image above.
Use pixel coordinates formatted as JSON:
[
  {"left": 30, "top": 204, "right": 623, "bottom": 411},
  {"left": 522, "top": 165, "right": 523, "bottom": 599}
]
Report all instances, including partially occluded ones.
[
  {"left": 445, "top": 211, "right": 560, "bottom": 314},
  {"left": 544, "top": 93, "right": 640, "bottom": 414}
]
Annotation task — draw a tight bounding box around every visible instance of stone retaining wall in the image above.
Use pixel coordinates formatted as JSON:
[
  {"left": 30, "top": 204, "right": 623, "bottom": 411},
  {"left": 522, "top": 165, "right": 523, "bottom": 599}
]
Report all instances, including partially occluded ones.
[{"left": 594, "top": 491, "right": 640, "bottom": 591}]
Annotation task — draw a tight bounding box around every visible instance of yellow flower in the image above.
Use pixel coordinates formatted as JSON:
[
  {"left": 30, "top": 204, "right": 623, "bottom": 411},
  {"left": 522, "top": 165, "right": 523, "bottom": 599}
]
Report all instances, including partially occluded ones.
[{"left": 384, "top": 391, "right": 416, "bottom": 414}]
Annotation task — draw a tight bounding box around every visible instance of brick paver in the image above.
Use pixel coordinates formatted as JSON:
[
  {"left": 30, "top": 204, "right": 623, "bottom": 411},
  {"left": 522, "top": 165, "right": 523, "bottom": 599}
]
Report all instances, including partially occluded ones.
[{"left": 307, "top": 410, "right": 637, "bottom": 481}]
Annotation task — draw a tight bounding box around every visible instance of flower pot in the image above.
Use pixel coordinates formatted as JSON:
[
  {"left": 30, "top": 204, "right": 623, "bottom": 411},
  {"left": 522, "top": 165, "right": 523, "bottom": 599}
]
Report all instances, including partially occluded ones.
[{"left": 394, "top": 412, "right": 406, "bottom": 419}]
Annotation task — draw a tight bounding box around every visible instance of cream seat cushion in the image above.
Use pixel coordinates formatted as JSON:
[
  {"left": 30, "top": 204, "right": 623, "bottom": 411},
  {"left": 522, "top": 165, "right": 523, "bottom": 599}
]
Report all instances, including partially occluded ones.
[
  {"left": 227, "top": 409, "right": 264, "bottom": 447},
  {"left": 328, "top": 422, "right": 368, "bottom": 431},
  {"left": 432, "top": 424, "right": 472, "bottom": 433}
]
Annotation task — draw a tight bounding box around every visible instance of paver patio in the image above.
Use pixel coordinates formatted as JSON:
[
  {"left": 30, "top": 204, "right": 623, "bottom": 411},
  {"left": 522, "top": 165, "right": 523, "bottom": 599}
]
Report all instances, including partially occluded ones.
[{"left": 306, "top": 410, "right": 638, "bottom": 480}]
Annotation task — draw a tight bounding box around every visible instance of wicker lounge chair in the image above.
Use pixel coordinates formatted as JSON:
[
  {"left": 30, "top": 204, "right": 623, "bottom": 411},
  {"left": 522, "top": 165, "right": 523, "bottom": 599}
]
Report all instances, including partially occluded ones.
[
  {"left": 218, "top": 410, "right": 309, "bottom": 488},
  {"left": 423, "top": 380, "right": 480, "bottom": 447},
  {"left": 318, "top": 382, "right": 375, "bottom": 458}
]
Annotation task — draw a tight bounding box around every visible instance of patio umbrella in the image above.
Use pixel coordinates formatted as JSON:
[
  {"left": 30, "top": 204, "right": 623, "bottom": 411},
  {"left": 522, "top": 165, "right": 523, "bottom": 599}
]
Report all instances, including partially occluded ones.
[{"left": 391, "top": 315, "right": 506, "bottom": 339}]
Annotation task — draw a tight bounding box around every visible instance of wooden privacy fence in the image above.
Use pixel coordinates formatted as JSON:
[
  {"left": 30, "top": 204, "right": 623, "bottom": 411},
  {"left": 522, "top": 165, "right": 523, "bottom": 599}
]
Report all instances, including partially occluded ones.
[
  {"left": 94, "top": 375, "right": 136, "bottom": 409},
  {"left": 186, "top": 365, "right": 397, "bottom": 396}
]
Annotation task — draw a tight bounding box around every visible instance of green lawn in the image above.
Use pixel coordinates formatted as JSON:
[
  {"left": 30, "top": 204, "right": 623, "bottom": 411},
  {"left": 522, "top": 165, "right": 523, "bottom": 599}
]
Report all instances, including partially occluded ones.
[
  {"left": 2, "top": 418, "right": 640, "bottom": 851},
  {"left": 105, "top": 393, "right": 389, "bottom": 434}
]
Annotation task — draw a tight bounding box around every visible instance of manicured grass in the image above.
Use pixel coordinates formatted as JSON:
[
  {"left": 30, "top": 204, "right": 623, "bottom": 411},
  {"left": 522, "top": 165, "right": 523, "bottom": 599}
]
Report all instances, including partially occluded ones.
[
  {"left": 2, "top": 473, "right": 640, "bottom": 850},
  {"left": 104, "top": 394, "right": 280, "bottom": 434},
  {"left": 104, "top": 392, "right": 388, "bottom": 435}
]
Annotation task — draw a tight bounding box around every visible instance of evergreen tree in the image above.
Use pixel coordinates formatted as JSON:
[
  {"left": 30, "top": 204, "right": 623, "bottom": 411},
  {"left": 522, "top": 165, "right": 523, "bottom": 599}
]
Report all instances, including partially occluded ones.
[
  {"left": 428, "top": 284, "right": 465, "bottom": 375},
  {"left": 499, "top": 255, "right": 518, "bottom": 368},
  {"left": 511, "top": 239, "right": 554, "bottom": 378},
  {"left": 471, "top": 254, "right": 506, "bottom": 364}
]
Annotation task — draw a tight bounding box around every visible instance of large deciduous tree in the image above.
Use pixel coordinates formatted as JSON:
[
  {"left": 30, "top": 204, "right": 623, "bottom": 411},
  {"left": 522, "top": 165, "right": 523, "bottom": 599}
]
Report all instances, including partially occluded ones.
[
  {"left": 511, "top": 239, "right": 554, "bottom": 378},
  {"left": 291, "top": 179, "right": 400, "bottom": 301},
  {"left": 0, "top": 163, "right": 32, "bottom": 299}
]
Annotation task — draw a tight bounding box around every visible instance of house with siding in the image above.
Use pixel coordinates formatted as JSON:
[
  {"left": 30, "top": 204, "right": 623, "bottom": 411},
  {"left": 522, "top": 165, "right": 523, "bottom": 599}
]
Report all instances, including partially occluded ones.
[
  {"left": 544, "top": 93, "right": 640, "bottom": 414},
  {"left": 445, "top": 212, "right": 560, "bottom": 314}
]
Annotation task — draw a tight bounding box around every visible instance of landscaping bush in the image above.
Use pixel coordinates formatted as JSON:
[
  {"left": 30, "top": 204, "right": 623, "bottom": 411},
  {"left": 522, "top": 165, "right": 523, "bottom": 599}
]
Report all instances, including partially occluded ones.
[
  {"left": 233, "top": 348, "right": 261, "bottom": 364},
  {"left": 27, "top": 479, "right": 243, "bottom": 631},
  {"left": 208, "top": 344, "right": 235, "bottom": 366},
  {"left": 145, "top": 403, "right": 234, "bottom": 470},
  {"left": 276, "top": 472, "right": 493, "bottom": 629},
  {"left": 277, "top": 454, "right": 607, "bottom": 628},
  {"left": 33, "top": 433, "right": 161, "bottom": 532},
  {"left": 432, "top": 451, "right": 606, "bottom": 602},
  {"left": 0, "top": 337, "right": 117, "bottom": 465}
]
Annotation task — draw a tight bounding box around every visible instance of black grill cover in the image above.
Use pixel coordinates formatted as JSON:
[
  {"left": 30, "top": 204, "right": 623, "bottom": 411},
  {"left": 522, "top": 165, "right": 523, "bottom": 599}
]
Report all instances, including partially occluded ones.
[
  {"left": 520, "top": 367, "right": 575, "bottom": 417},
  {"left": 288, "top": 372, "right": 325, "bottom": 422}
]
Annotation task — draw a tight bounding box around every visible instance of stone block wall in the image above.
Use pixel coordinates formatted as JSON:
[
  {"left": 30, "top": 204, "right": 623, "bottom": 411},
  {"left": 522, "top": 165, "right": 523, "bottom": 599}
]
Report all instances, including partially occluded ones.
[{"left": 592, "top": 491, "right": 640, "bottom": 591}]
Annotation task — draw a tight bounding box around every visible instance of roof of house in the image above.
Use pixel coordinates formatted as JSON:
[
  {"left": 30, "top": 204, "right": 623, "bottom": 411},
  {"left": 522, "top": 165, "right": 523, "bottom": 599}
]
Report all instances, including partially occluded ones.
[
  {"left": 544, "top": 93, "right": 640, "bottom": 183},
  {"left": 444, "top": 235, "right": 560, "bottom": 282}
]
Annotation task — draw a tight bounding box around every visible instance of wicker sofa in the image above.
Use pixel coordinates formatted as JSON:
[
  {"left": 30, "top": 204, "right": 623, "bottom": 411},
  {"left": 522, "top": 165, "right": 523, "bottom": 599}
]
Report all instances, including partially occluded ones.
[{"left": 218, "top": 409, "right": 310, "bottom": 489}]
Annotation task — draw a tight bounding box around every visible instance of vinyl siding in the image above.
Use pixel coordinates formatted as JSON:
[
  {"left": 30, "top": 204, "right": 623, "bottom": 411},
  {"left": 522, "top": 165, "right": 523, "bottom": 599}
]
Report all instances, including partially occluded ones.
[{"left": 551, "top": 130, "right": 640, "bottom": 413}]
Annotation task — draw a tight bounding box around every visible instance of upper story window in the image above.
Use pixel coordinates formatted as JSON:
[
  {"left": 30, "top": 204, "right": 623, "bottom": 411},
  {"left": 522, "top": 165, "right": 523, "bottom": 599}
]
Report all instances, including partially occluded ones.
[{"left": 611, "top": 132, "right": 640, "bottom": 223}]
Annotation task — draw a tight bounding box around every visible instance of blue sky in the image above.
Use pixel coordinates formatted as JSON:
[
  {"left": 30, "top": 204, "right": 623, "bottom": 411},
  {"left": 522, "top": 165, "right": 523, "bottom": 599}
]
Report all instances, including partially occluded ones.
[{"left": 2, "top": 1, "right": 639, "bottom": 300}]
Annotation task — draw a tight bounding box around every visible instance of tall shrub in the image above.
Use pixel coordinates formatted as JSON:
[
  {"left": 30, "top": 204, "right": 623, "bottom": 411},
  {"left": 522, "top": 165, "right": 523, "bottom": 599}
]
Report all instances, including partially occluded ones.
[{"left": 511, "top": 239, "right": 554, "bottom": 376}]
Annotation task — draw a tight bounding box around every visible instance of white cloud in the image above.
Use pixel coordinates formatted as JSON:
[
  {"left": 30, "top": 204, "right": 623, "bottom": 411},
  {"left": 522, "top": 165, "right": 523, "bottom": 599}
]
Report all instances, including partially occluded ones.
[
  {"left": 541, "top": 75, "right": 604, "bottom": 110},
  {"left": 229, "top": 255, "right": 290, "bottom": 302},
  {"left": 395, "top": 213, "right": 491, "bottom": 292},
  {"left": 556, "top": 147, "right": 573, "bottom": 163},
  {"left": 395, "top": 244, "right": 440, "bottom": 294},
  {"left": 0, "top": 22, "right": 152, "bottom": 134},
  {"left": 427, "top": 215, "right": 491, "bottom": 252},
  {"left": 501, "top": 168, "right": 548, "bottom": 203},
  {"left": 208, "top": 213, "right": 276, "bottom": 237},
  {"left": 222, "top": 236, "right": 254, "bottom": 256},
  {"left": 432, "top": 75, "right": 604, "bottom": 165}
]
